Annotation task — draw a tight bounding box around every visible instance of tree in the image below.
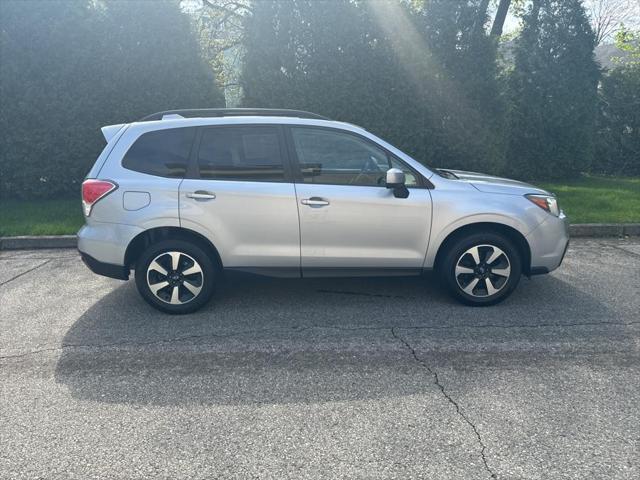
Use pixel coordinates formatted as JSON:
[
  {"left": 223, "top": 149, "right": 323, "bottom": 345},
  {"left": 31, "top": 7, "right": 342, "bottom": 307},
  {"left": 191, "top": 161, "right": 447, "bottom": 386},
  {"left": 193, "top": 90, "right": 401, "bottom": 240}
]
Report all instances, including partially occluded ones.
[
  {"left": 241, "top": 0, "right": 506, "bottom": 173},
  {"left": 594, "top": 28, "right": 640, "bottom": 174},
  {"left": 415, "top": 0, "right": 507, "bottom": 171},
  {"left": 240, "top": 0, "right": 301, "bottom": 110},
  {"left": 586, "top": 0, "right": 640, "bottom": 45},
  {"left": 506, "top": 0, "right": 600, "bottom": 180},
  {"left": 240, "top": 0, "right": 425, "bottom": 156},
  {"left": 613, "top": 24, "right": 640, "bottom": 61},
  {"left": 0, "top": 0, "right": 224, "bottom": 199},
  {"left": 491, "top": 0, "right": 513, "bottom": 37},
  {"left": 191, "top": 0, "right": 251, "bottom": 105}
]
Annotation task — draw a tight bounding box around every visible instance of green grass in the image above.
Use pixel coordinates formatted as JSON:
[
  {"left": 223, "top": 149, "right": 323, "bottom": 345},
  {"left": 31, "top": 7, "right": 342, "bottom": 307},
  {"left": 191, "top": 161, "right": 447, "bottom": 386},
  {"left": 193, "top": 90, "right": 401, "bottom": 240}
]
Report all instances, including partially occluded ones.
[
  {"left": 540, "top": 175, "right": 640, "bottom": 224},
  {"left": 0, "top": 175, "right": 638, "bottom": 236},
  {"left": 0, "top": 199, "right": 84, "bottom": 236}
]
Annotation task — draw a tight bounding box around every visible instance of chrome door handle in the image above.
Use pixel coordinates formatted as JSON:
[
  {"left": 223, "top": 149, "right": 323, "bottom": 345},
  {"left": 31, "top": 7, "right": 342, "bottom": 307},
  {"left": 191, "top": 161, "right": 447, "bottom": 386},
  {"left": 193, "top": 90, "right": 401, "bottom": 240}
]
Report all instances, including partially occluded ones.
[
  {"left": 186, "top": 191, "right": 216, "bottom": 200},
  {"left": 301, "top": 197, "right": 329, "bottom": 207}
]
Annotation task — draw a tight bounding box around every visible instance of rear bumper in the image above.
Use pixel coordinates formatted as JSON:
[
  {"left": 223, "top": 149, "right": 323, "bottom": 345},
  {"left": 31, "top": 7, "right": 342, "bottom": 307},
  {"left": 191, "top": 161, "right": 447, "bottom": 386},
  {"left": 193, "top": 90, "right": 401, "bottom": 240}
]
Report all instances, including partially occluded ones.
[
  {"left": 77, "top": 221, "right": 141, "bottom": 280},
  {"left": 80, "top": 251, "right": 129, "bottom": 280},
  {"left": 77, "top": 221, "right": 142, "bottom": 265},
  {"left": 526, "top": 212, "right": 570, "bottom": 274}
]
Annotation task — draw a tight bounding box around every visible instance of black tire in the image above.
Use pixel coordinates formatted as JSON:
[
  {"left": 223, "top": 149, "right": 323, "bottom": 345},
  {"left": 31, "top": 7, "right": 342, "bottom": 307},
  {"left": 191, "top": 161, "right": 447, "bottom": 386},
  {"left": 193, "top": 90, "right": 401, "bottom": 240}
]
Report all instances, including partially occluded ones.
[
  {"left": 439, "top": 231, "right": 522, "bottom": 306},
  {"left": 134, "top": 239, "right": 216, "bottom": 314}
]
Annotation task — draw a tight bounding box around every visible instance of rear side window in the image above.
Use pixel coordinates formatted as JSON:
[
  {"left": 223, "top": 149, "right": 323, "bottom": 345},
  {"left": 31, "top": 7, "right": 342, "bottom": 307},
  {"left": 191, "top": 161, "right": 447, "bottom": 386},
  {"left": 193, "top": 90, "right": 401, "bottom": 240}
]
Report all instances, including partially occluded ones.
[
  {"left": 122, "top": 127, "right": 196, "bottom": 178},
  {"left": 197, "top": 126, "right": 285, "bottom": 181}
]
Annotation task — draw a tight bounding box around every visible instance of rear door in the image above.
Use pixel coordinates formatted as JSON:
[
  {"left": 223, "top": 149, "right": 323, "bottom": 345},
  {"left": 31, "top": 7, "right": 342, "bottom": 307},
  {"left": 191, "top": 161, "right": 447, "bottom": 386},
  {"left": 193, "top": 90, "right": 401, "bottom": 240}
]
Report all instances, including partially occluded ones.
[
  {"left": 179, "top": 125, "right": 300, "bottom": 271},
  {"left": 287, "top": 126, "right": 432, "bottom": 273}
]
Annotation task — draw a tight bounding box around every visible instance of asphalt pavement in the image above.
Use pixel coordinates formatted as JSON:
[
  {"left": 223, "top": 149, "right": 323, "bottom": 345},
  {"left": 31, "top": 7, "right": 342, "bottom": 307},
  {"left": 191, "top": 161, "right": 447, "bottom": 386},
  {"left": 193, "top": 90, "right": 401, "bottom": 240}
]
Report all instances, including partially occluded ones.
[{"left": 1, "top": 239, "right": 639, "bottom": 479}]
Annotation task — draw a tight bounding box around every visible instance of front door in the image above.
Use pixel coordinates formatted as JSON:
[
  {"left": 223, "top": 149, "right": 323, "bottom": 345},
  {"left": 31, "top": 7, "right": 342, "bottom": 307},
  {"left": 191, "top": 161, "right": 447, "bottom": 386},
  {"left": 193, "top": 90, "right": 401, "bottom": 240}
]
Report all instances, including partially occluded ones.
[
  {"left": 180, "top": 125, "right": 300, "bottom": 270},
  {"left": 287, "top": 126, "right": 432, "bottom": 274}
]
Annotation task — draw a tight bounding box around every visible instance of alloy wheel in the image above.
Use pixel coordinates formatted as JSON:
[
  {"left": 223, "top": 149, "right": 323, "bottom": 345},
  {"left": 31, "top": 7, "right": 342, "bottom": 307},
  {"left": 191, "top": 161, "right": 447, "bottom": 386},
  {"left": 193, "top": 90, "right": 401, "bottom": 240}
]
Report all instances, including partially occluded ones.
[
  {"left": 455, "top": 244, "right": 511, "bottom": 298},
  {"left": 146, "top": 251, "right": 203, "bottom": 305}
]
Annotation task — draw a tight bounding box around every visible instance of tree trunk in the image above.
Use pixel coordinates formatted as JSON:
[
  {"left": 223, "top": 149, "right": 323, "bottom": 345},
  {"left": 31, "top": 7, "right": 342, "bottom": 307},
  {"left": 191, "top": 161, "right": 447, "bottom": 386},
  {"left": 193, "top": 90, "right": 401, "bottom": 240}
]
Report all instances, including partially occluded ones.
[
  {"left": 490, "top": 0, "right": 512, "bottom": 37},
  {"left": 474, "top": 0, "right": 491, "bottom": 37},
  {"left": 530, "top": 0, "right": 542, "bottom": 28}
]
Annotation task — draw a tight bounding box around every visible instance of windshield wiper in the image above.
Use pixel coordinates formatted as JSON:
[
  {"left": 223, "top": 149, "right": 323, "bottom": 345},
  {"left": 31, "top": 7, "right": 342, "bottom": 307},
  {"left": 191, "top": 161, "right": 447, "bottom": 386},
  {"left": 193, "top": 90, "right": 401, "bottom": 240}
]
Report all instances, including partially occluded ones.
[{"left": 436, "top": 168, "right": 459, "bottom": 179}]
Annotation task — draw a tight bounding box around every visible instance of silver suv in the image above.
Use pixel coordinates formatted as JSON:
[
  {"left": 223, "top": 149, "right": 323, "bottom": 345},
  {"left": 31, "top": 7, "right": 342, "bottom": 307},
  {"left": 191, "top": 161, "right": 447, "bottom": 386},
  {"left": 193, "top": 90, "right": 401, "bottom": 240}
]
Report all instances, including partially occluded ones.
[{"left": 78, "top": 109, "right": 569, "bottom": 314}]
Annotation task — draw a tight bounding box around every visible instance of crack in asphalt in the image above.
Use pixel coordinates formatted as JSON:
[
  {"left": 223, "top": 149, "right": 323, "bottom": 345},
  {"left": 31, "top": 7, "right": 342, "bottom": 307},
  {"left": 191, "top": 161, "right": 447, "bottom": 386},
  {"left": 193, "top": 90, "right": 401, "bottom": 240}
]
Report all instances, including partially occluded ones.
[
  {"left": 603, "top": 243, "right": 640, "bottom": 260},
  {"left": 1, "top": 319, "right": 638, "bottom": 361},
  {"left": 390, "top": 327, "right": 497, "bottom": 479},
  {"left": 0, "top": 255, "right": 76, "bottom": 261},
  {"left": 1, "top": 317, "right": 638, "bottom": 478},
  {"left": 0, "top": 260, "right": 52, "bottom": 287}
]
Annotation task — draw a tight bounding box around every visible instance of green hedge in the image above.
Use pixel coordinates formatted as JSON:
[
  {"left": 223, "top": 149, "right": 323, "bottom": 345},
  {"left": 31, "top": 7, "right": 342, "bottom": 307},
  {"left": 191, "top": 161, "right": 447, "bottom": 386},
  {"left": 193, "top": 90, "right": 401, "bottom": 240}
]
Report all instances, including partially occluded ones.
[
  {"left": 240, "top": 0, "right": 605, "bottom": 181},
  {"left": 594, "top": 65, "right": 640, "bottom": 176},
  {"left": 2, "top": 0, "right": 637, "bottom": 201},
  {"left": 0, "top": 0, "right": 224, "bottom": 200}
]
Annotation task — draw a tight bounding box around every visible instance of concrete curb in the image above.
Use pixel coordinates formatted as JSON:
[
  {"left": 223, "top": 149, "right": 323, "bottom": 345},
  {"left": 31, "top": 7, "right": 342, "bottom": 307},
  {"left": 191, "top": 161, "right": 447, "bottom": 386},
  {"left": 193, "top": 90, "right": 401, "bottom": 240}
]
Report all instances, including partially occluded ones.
[
  {"left": 1, "top": 224, "right": 639, "bottom": 250},
  {"left": 569, "top": 223, "right": 640, "bottom": 238},
  {"left": 0, "top": 235, "right": 77, "bottom": 250}
]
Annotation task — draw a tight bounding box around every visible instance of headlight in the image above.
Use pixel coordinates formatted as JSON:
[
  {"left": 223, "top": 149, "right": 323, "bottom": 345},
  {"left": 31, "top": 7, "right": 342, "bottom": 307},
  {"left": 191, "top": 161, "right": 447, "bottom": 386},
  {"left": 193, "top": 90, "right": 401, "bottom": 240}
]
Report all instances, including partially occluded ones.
[{"left": 525, "top": 194, "right": 560, "bottom": 217}]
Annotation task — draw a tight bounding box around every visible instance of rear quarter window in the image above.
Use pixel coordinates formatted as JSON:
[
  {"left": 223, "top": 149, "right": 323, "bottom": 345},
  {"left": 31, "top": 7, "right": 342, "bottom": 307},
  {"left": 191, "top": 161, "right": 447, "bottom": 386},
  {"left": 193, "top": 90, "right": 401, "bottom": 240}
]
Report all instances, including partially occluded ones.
[{"left": 122, "top": 127, "right": 196, "bottom": 178}]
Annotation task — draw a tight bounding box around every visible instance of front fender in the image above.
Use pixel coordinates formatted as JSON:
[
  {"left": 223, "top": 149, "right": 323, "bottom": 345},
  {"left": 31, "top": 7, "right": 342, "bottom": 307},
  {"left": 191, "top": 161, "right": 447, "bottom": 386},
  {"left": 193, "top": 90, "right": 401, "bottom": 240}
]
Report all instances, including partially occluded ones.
[{"left": 423, "top": 189, "right": 545, "bottom": 268}]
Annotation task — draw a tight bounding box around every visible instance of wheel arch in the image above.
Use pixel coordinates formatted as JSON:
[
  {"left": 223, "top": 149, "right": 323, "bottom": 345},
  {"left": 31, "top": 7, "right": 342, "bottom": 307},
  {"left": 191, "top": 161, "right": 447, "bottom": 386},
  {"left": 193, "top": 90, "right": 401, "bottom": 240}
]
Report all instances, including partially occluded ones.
[
  {"left": 124, "top": 226, "right": 223, "bottom": 270},
  {"left": 433, "top": 222, "right": 532, "bottom": 275}
]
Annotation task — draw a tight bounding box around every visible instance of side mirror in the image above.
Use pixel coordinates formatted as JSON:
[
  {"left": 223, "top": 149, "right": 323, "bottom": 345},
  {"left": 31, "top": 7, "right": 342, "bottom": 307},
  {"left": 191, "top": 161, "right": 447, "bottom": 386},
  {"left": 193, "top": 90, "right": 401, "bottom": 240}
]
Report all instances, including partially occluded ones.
[{"left": 386, "top": 168, "right": 409, "bottom": 198}]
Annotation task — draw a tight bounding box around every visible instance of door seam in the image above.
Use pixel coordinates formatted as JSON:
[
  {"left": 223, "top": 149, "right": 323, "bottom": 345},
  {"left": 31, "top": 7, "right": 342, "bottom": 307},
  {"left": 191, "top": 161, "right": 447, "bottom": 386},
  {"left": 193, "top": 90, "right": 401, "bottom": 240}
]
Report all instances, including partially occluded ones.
[
  {"left": 421, "top": 188, "right": 435, "bottom": 269},
  {"left": 177, "top": 178, "right": 184, "bottom": 227},
  {"left": 293, "top": 182, "right": 303, "bottom": 277}
]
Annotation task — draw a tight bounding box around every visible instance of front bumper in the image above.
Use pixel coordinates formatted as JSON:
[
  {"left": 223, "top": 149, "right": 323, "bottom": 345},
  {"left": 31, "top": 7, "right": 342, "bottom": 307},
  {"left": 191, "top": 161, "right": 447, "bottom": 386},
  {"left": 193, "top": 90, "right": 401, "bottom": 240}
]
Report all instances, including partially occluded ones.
[{"left": 526, "top": 212, "right": 570, "bottom": 274}]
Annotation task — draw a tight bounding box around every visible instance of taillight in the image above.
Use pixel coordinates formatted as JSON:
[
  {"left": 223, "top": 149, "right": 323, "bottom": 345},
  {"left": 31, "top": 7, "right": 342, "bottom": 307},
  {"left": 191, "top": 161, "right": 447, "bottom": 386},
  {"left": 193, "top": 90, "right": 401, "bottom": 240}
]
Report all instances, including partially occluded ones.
[{"left": 82, "top": 179, "right": 117, "bottom": 216}]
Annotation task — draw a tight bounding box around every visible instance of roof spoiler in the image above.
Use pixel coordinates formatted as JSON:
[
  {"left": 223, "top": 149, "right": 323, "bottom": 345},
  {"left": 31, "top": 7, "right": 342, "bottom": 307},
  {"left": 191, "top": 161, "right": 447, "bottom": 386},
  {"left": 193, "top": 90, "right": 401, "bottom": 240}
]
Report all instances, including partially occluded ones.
[{"left": 101, "top": 124, "right": 126, "bottom": 142}]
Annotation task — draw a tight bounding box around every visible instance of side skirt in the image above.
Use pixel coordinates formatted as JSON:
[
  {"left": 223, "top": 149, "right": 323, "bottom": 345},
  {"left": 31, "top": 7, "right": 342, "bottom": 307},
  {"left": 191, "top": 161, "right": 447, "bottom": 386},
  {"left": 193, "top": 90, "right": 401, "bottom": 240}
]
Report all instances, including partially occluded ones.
[
  {"left": 224, "top": 267, "right": 425, "bottom": 279},
  {"left": 303, "top": 267, "right": 424, "bottom": 278}
]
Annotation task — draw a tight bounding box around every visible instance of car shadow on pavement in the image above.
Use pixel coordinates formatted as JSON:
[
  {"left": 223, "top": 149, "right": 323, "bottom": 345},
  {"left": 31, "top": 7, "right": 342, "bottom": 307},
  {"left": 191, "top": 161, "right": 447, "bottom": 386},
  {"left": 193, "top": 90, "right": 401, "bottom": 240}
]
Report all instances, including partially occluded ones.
[{"left": 55, "top": 273, "right": 621, "bottom": 407}]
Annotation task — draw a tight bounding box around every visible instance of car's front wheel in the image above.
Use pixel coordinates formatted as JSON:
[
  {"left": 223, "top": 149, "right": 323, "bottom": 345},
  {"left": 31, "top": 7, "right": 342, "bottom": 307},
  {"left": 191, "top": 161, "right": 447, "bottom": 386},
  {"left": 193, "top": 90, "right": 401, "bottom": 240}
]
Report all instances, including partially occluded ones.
[
  {"left": 441, "top": 232, "right": 522, "bottom": 306},
  {"left": 135, "top": 240, "right": 216, "bottom": 314}
]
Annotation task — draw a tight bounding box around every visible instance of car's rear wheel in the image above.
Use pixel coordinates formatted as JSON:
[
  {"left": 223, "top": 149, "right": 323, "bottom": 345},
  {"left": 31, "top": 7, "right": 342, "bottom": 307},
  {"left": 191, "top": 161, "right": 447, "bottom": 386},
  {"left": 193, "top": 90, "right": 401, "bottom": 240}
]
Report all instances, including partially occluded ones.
[
  {"left": 135, "top": 240, "right": 216, "bottom": 314},
  {"left": 440, "top": 232, "right": 522, "bottom": 306}
]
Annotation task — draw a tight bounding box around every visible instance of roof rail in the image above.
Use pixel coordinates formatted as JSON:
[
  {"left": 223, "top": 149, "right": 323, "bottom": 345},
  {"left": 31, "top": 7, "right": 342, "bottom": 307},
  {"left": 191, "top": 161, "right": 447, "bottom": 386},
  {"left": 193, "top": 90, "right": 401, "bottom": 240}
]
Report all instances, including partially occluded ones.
[{"left": 138, "top": 108, "right": 330, "bottom": 122}]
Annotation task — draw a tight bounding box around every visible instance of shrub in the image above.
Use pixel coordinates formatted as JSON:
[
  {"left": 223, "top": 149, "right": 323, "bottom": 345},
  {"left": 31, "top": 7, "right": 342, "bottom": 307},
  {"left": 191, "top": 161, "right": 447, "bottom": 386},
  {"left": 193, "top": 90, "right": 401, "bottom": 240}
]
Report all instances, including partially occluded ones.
[{"left": 0, "top": 0, "right": 224, "bottom": 199}]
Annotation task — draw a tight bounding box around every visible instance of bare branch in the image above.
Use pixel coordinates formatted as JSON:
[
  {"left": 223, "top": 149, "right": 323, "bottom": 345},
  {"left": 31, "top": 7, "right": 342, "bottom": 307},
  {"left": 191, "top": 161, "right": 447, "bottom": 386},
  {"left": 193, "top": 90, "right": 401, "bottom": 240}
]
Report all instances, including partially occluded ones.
[
  {"left": 586, "top": 0, "right": 640, "bottom": 45},
  {"left": 201, "top": 0, "right": 250, "bottom": 18}
]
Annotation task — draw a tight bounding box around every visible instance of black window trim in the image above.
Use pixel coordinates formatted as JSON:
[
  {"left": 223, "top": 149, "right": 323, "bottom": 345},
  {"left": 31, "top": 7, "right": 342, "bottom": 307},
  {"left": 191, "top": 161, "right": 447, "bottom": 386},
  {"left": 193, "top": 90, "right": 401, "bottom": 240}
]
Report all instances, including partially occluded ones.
[
  {"left": 121, "top": 126, "right": 198, "bottom": 179},
  {"left": 121, "top": 123, "right": 434, "bottom": 188},
  {"left": 186, "top": 124, "right": 295, "bottom": 183},
  {"left": 283, "top": 125, "right": 434, "bottom": 189}
]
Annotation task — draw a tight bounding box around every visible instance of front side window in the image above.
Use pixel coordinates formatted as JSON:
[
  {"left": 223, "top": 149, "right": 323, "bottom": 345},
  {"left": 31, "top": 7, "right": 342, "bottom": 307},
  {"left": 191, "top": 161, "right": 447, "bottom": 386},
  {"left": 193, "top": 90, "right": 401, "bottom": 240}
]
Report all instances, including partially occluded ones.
[
  {"left": 197, "top": 126, "right": 285, "bottom": 181},
  {"left": 291, "top": 127, "right": 418, "bottom": 187},
  {"left": 122, "top": 127, "right": 195, "bottom": 178}
]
